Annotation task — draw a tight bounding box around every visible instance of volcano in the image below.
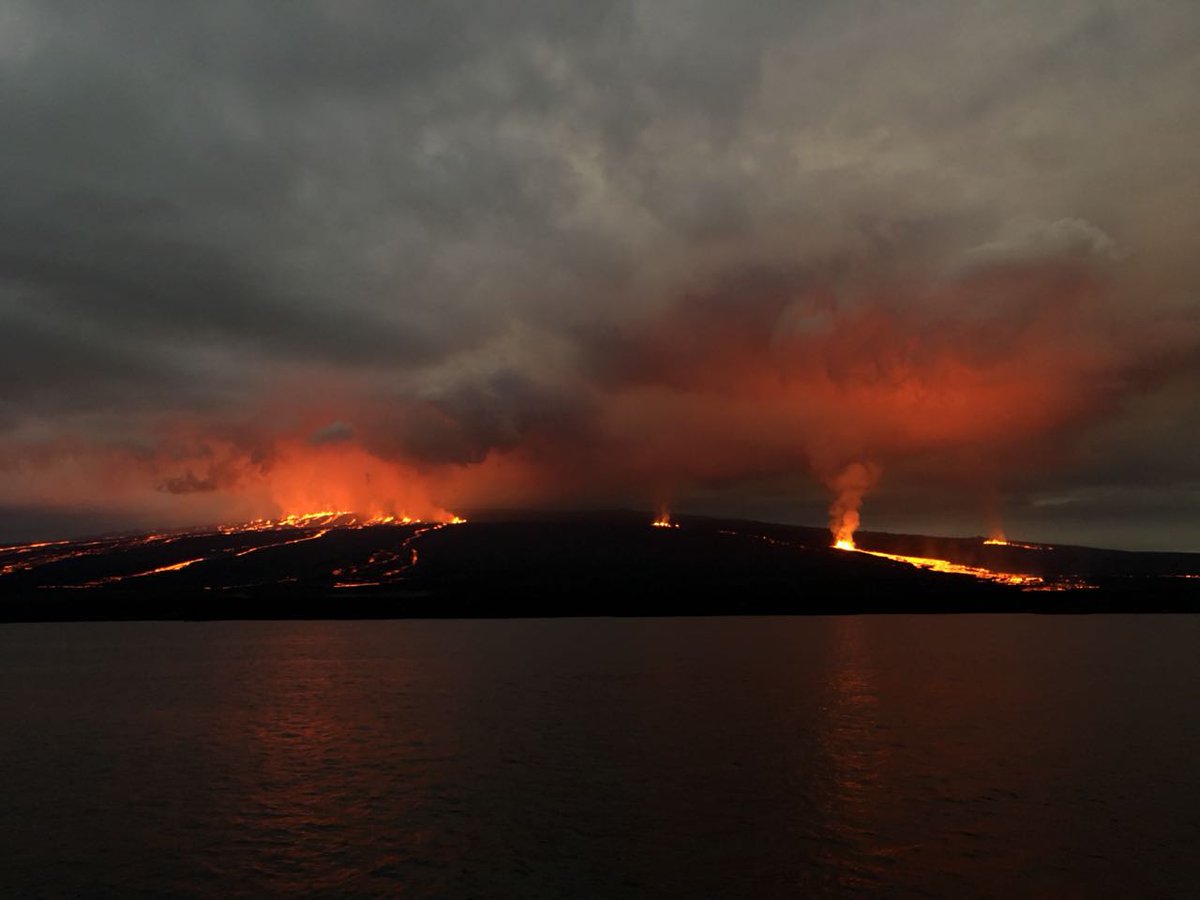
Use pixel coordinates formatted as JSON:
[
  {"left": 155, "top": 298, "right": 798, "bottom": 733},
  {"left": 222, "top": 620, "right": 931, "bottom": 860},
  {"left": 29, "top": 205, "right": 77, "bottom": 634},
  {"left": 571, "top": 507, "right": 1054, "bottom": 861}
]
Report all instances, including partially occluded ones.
[{"left": 1, "top": 512, "right": 1197, "bottom": 622}]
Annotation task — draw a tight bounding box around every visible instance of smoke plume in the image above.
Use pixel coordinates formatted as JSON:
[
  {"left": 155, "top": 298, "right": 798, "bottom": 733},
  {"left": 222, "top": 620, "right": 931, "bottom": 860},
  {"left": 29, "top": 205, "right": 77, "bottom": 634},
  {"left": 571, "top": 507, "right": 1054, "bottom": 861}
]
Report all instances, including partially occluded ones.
[{"left": 826, "top": 462, "right": 882, "bottom": 549}]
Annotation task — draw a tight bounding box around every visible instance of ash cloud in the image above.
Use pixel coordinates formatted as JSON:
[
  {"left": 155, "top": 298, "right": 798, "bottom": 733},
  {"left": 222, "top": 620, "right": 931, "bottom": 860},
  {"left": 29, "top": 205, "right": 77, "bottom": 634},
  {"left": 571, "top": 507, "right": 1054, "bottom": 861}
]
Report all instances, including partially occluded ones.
[{"left": 2, "top": 1, "right": 1200, "bottom": 548}]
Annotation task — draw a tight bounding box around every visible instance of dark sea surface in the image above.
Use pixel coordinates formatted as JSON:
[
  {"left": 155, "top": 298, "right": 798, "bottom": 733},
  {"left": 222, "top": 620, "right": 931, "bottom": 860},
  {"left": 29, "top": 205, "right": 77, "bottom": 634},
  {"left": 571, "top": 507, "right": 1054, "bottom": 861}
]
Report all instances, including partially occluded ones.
[{"left": 1, "top": 615, "right": 1198, "bottom": 898}]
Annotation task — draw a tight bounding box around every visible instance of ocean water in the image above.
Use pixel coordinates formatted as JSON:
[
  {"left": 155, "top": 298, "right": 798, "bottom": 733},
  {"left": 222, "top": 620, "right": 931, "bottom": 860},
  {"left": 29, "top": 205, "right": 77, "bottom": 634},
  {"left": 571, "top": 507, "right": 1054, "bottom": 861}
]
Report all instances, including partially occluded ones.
[{"left": 1, "top": 615, "right": 1198, "bottom": 897}]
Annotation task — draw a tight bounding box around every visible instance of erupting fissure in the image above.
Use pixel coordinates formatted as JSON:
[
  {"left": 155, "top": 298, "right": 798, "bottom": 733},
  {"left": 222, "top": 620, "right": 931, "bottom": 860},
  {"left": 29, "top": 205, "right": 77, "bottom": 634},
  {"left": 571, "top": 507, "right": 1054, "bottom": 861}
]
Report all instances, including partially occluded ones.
[
  {"left": 826, "top": 462, "right": 879, "bottom": 551},
  {"left": 0, "top": 509, "right": 469, "bottom": 591},
  {"left": 983, "top": 537, "right": 1046, "bottom": 550},
  {"left": 218, "top": 510, "right": 467, "bottom": 533},
  {"left": 822, "top": 477, "right": 1076, "bottom": 589},
  {"left": 222, "top": 511, "right": 413, "bottom": 532},
  {"left": 651, "top": 508, "right": 679, "bottom": 528}
]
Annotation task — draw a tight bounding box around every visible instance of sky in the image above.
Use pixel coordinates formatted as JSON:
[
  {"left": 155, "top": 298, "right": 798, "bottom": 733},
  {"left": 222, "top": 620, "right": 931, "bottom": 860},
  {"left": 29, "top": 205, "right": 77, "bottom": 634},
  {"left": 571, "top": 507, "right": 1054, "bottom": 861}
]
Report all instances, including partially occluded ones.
[{"left": 1, "top": 0, "right": 1199, "bottom": 550}]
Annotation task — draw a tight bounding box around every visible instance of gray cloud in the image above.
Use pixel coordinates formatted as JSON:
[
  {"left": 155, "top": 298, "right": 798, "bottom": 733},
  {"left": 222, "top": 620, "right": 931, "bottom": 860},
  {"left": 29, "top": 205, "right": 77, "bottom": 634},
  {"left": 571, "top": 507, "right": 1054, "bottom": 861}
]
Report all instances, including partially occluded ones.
[
  {"left": 1, "top": 0, "right": 1199, "bottom": 547},
  {"left": 959, "top": 217, "right": 1121, "bottom": 272}
]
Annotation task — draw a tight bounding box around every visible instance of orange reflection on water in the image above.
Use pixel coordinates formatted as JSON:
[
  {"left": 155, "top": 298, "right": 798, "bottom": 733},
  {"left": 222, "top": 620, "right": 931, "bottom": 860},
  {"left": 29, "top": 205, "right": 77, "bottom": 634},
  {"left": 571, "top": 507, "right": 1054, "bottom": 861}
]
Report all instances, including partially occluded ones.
[
  {"left": 222, "top": 624, "right": 451, "bottom": 891},
  {"left": 219, "top": 622, "right": 482, "bottom": 894},
  {"left": 815, "top": 617, "right": 896, "bottom": 890}
]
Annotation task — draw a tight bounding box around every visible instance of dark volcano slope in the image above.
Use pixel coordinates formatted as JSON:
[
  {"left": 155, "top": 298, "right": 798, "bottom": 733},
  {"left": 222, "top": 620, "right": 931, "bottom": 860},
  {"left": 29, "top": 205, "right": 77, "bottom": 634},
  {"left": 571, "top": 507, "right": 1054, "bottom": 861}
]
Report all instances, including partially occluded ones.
[
  {"left": 0, "top": 513, "right": 1196, "bottom": 621},
  {"left": 401, "top": 519, "right": 1011, "bottom": 616}
]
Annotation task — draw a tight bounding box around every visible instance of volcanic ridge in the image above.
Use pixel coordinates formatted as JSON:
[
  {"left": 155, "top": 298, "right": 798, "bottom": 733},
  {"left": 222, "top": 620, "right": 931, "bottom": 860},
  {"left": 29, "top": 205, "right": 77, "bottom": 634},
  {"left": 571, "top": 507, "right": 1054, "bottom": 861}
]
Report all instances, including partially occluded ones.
[{"left": 1, "top": 512, "right": 1197, "bottom": 622}]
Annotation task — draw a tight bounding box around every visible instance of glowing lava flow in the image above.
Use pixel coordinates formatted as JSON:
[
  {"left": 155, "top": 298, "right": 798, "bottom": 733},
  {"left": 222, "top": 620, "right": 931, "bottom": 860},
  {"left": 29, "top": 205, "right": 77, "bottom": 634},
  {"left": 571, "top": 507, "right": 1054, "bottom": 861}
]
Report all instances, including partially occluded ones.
[
  {"left": 331, "top": 522, "right": 451, "bottom": 588},
  {"left": 832, "top": 542, "right": 1095, "bottom": 590},
  {"left": 81, "top": 557, "right": 208, "bottom": 587},
  {"left": 835, "top": 542, "right": 1060, "bottom": 592},
  {"left": 1, "top": 533, "right": 186, "bottom": 577},
  {"left": 233, "top": 529, "right": 332, "bottom": 557},
  {"left": 983, "top": 538, "right": 1047, "bottom": 550},
  {"left": 651, "top": 513, "right": 679, "bottom": 528},
  {"left": 218, "top": 510, "right": 420, "bottom": 533},
  {"left": 838, "top": 545, "right": 1046, "bottom": 587},
  {"left": 2, "top": 511, "right": 469, "bottom": 591}
]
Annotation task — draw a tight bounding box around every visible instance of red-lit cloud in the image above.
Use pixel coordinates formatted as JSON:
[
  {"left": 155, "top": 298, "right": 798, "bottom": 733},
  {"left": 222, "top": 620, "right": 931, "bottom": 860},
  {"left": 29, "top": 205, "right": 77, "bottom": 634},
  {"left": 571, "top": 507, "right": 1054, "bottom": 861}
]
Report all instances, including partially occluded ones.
[
  {"left": 2, "top": 3, "right": 1199, "bottom": 546},
  {"left": 7, "top": 252, "right": 1193, "bottom": 544}
]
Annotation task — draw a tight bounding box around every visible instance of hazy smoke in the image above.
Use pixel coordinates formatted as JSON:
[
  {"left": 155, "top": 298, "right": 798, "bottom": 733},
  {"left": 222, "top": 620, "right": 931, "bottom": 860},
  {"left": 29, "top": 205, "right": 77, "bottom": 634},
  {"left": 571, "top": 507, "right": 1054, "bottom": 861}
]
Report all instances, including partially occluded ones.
[
  {"left": 3, "top": 254, "right": 1197, "bottom": 537},
  {"left": 157, "top": 472, "right": 220, "bottom": 495},
  {"left": 825, "top": 462, "right": 882, "bottom": 547}
]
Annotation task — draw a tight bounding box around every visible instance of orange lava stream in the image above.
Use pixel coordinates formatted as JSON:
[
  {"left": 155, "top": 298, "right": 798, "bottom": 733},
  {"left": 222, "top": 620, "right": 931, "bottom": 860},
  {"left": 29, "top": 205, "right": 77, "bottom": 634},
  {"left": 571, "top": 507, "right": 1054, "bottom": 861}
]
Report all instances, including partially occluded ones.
[
  {"left": 983, "top": 538, "right": 1047, "bottom": 550},
  {"left": 82, "top": 557, "right": 209, "bottom": 587},
  {"left": 833, "top": 542, "right": 1054, "bottom": 588},
  {"left": 861, "top": 549, "right": 1045, "bottom": 587},
  {"left": 5, "top": 512, "right": 469, "bottom": 589},
  {"left": 233, "top": 529, "right": 332, "bottom": 557},
  {"left": 1, "top": 533, "right": 180, "bottom": 577},
  {"left": 330, "top": 522, "right": 446, "bottom": 588}
]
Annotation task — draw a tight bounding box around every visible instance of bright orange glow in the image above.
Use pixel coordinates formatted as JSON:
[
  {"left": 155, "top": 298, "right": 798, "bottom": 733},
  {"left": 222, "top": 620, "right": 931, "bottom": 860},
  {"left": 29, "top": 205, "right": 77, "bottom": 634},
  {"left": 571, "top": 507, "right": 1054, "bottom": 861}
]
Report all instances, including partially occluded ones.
[
  {"left": 2, "top": 263, "right": 1186, "bottom": 541},
  {"left": 251, "top": 442, "right": 454, "bottom": 524},
  {"left": 831, "top": 515, "right": 1065, "bottom": 587},
  {"left": 840, "top": 544, "right": 1091, "bottom": 590},
  {"left": 984, "top": 526, "right": 1009, "bottom": 545},
  {"left": 983, "top": 537, "right": 1046, "bottom": 550},
  {"left": 855, "top": 547, "right": 1044, "bottom": 586},
  {"left": 651, "top": 509, "right": 679, "bottom": 528},
  {"left": 219, "top": 509, "right": 461, "bottom": 533},
  {"left": 826, "top": 462, "right": 878, "bottom": 554}
]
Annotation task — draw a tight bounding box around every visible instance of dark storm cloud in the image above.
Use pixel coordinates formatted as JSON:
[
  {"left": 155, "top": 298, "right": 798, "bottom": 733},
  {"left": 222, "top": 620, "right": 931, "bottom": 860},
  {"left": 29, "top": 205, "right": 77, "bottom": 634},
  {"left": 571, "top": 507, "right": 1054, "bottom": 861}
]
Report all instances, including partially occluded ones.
[
  {"left": 157, "top": 471, "right": 220, "bottom": 495},
  {"left": 1, "top": 0, "right": 1199, "bottom": 546},
  {"left": 308, "top": 421, "right": 353, "bottom": 446}
]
